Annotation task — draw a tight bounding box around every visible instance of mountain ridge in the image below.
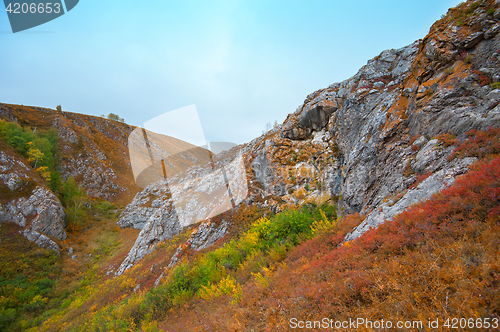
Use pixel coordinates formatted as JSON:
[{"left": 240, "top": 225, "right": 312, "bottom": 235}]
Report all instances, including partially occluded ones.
[{"left": 1, "top": 0, "right": 500, "bottom": 330}]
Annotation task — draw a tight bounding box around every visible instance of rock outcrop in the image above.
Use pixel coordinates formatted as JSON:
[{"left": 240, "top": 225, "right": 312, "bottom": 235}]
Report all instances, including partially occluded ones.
[
  {"left": 248, "top": 0, "right": 500, "bottom": 235},
  {"left": 115, "top": 0, "right": 500, "bottom": 270},
  {"left": 115, "top": 150, "right": 245, "bottom": 275},
  {"left": 0, "top": 147, "right": 66, "bottom": 252},
  {"left": 115, "top": 190, "right": 180, "bottom": 275}
]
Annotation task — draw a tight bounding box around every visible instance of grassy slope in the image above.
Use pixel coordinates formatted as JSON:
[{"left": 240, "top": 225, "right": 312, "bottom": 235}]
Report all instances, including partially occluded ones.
[
  {"left": 145, "top": 134, "right": 500, "bottom": 331},
  {"left": 0, "top": 202, "right": 145, "bottom": 331},
  {"left": 0, "top": 129, "right": 498, "bottom": 331},
  {"left": 28, "top": 126, "right": 499, "bottom": 331}
]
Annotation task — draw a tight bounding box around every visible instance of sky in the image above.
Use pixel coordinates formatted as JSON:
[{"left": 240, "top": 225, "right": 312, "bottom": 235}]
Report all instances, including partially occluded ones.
[{"left": 1, "top": 0, "right": 462, "bottom": 145}]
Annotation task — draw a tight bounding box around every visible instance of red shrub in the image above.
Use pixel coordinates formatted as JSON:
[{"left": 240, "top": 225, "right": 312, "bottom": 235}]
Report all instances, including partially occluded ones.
[
  {"left": 229, "top": 155, "right": 500, "bottom": 330},
  {"left": 436, "top": 132, "right": 457, "bottom": 147},
  {"left": 449, "top": 128, "right": 500, "bottom": 160},
  {"left": 473, "top": 70, "right": 492, "bottom": 86}
]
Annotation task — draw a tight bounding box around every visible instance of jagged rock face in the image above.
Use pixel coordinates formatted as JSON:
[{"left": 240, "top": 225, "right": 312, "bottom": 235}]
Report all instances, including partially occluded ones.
[
  {"left": 248, "top": 0, "right": 500, "bottom": 236},
  {"left": 115, "top": 192, "right": 181, "bottom": 275},
  {"left": 118, "top": 183, "right": 171, "bottom": 229},
  {"left": 116, "top": 151, "right": 244, "bottom": 275},
  {"left": 345, "top": 157, "right": 477, "bottom": 241},
  {"left": 60, "top": 154, "right": 123, "bottom": 200},
  {"left": 117, "top": 0, "right": 500, "bottom": 270},
  {"left": 186, "top": 220, "right": 229, "bottom": 251},
  {"left": 0, "top": 149, "right": 66, "bottom": 252},
  {"left": 23, "top": 228, "right": 61, "bottom": 252},
  {"left": 167, "top": 220, "right": 229, "bottom": 268},
  {"left": 23, "top": 187, "right": 66, "bottom": 240}
]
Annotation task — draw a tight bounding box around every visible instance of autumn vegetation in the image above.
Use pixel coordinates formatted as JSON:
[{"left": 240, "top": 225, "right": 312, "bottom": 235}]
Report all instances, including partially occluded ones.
[
  {"left": 0, "top": 115, "right": 499, "bottom": 330},
  {"left": 0, "top": 119, "right": 60, "bottom": 189}
]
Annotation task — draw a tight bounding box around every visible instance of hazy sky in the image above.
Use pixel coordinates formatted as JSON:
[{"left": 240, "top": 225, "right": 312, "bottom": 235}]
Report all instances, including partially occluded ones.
[{"left": 1, "top": 0, "right": 461, "bottom": 144}]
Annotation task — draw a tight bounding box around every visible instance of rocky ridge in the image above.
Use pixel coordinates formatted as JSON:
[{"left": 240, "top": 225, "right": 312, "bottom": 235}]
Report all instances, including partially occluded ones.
[{"left": 116, "top": 0, "right": 500, "bottom": 273}]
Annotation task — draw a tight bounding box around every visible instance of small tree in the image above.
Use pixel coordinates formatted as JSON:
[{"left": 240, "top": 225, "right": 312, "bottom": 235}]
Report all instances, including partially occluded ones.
[
  {"left": 49, "top": 170, "right": 62, "bottom": 194},
  {"left": 62, "top": 176, "right": 88, "bottom": 231},
  {"left": 26, "top": 142, "right": 44, "bottom": 168},
  {"left": 36, "top": 166, "right": 51, "bottom": 181},
  {"left": 56, "top": 105, "right": 62, "bottom": 113},
  {"left": 107, "top": 113, "right": 125, "bottom": 123}
]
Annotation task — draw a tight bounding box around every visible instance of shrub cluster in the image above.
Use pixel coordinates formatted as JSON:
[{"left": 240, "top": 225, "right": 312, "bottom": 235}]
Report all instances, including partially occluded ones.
[{"left": 0, "top": 119, "right": 60, "bottom": 190}]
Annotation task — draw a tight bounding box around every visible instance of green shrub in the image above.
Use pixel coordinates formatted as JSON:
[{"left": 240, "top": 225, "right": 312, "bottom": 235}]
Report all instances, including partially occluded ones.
[
  {"left": 143, "top": 203, "right": 337, "bottom": 318},
  {"left": 0, "top": 120, "right": 59, "bottom": 182},
  {"left": 0, "top": 224, "right": 61, "bottom": 331},
  {"left": 61, "top": 176, "right": 90, "bottom": 229}
]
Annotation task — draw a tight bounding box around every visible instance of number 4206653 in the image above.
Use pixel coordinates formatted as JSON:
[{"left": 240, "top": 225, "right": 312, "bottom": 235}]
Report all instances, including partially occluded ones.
[
  {"left": 444, "top": 318, "right": 499, "bottom": 329},
  {"left": 6, "top": 3, "right": 61, "bottom": 14}
]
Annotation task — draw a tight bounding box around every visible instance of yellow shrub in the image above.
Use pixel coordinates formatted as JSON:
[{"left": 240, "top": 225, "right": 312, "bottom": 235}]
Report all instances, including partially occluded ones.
[
  {"left": 30, "top": 294, "right": 48, "bottom": 305},
  {"left": 198, "top": 275, "right": 242, "bottom": 304},
  {"left": 310, "top": 209, "right": 337, "bottom": 235},
  {"left": 252, "top": 266, "right": 274, "bottom": 289},
  {"left": 119, "top": 277, "right": 136, "bottom": 292},
  {"left": 36, "top": 166, "right": 51, "bottom": 181},
  {"left": 252, "top": 272, "right": 268, "bottom": 288},
  {"left": 237, "top": 217, "right": 270, "bottom": 252}
]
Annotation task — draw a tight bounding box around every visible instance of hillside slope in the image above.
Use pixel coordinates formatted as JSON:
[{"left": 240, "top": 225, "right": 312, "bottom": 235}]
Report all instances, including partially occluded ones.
[
  {"left": 0, "top": 0, "right": 499, "bottom": 330},
  {"left": 0, "top": 103, "right": 216, "bottom": 252},
  {"left": 117, "top": 0, "right": 500, "bottom": 274},
  {"left": 0, "top": 104, "right": 140, "bottom": 203}
]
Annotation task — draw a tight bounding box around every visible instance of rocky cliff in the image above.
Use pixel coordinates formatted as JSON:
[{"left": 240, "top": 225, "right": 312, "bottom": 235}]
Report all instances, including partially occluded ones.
[
  {"left": 0, "top": 141, "right": 66, "bottom": 251},
  {"left": 116, "top": 0, "right": 500, "bottom": 273}
]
